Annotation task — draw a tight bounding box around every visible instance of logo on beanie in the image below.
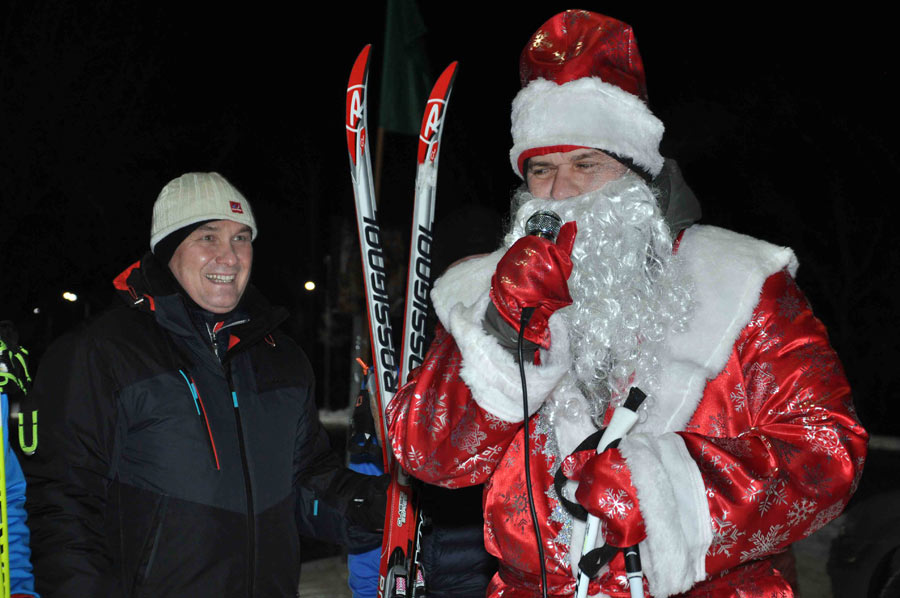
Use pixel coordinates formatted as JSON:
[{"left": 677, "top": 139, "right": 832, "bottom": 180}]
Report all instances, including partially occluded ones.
[{"left": 230, "top": 201, "right": 244, "bottom": 214}]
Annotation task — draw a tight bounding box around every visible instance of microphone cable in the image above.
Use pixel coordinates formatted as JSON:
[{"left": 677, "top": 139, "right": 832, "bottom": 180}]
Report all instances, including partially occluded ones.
[{"left": 518, "top": 306, "right": 549, "bottom": 598}]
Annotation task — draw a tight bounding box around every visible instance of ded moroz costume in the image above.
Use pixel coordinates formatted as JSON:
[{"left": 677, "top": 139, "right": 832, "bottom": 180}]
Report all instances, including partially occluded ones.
[{"left": 387, "top": 10, "right": 867, "bottom": 598}]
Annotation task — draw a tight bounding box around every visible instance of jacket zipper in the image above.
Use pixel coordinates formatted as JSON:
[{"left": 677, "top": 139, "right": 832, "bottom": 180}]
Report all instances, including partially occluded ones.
[
  {"left": 206, "top": 319, "right": 249, "bottom": 360},
  {"left": 226, "top": 364, "right": 255, "bottom": 598}
]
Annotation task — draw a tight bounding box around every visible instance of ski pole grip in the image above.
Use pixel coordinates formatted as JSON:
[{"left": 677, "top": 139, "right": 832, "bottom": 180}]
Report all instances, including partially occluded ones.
[
  {"left": 595, "top": 388, "right": 645, "bottom": 451},
  {"left": 576, "top": 387, "right": 646, "bottom": 598}
]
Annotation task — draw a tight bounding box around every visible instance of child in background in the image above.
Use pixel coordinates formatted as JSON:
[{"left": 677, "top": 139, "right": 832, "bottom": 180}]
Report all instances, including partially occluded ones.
[{"left": 0, "top": 322, "right": 38, "bottom": 598}]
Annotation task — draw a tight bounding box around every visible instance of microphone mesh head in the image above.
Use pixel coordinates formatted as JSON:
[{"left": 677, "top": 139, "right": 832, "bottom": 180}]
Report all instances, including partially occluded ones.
[{"left": 525, "top": 210, "right": 563, "bottom": 241}]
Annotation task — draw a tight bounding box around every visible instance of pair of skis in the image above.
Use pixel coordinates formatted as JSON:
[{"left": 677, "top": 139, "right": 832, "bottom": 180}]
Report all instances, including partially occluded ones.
[{"left": 345, "top": 45, "right": 457, "bottom": 598}]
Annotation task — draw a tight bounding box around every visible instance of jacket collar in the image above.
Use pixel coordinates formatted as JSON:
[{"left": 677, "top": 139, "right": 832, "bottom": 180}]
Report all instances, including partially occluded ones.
[{"left": 112, "top": 252, "right": 289, "bottom": 355}]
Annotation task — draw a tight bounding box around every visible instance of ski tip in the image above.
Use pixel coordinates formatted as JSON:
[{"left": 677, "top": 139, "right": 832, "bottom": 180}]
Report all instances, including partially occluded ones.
[
  {"left": 437, "top": 61, "right": 459, "bottom": 87},
  {"left": 348, "top": 45, "right": 372, "bottom": 90},
  {"left": 416, "top": 60, "right": 460, "bottom": 165},
  {"left": 347, "top": 45, "right": 373, "bottom": 161}
]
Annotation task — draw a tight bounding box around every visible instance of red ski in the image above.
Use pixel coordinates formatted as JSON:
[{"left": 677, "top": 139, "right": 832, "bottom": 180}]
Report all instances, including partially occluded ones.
[
  {"left": 400, "top": 61, "right": 458, "bottom": 382},
  {"left": 397, "top": 61, "right": 458, "bottom": 597},
  {"left": 345, "top": 45, "right": 399, "bottom": 433}
]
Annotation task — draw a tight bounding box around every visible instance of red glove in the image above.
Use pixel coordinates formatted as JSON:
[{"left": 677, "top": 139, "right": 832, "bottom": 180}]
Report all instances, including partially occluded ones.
[
  {"left": 489, "top": 221, "right": 577, "bottom": 348},
  {"left": 564, "top": 447, "right": 646, "bottom": 548}
]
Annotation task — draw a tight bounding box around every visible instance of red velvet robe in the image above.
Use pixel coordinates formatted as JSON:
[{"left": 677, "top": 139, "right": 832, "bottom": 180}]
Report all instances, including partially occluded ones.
[{"left": 387, "top": 225, "right": 867, "bottom": 597}]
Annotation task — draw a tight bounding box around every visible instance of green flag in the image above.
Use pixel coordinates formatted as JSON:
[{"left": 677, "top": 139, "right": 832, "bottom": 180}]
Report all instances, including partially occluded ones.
[{"left": 379, "top": 0, "right": 430, "bottom": 136}]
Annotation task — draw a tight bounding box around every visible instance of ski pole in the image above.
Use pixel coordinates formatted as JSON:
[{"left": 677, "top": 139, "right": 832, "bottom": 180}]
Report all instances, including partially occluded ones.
[
  {"left": 0, "top": 394, "right": 10, "bottom": 598},
  {"left": 575, "top": 387, "right": 646, "bottom": 598}
]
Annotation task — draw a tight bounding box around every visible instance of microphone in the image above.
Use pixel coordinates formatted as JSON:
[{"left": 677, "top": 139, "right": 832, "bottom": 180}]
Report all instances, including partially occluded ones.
[{"left": 525, "top": 210, "right": 562, "bottom": 242}]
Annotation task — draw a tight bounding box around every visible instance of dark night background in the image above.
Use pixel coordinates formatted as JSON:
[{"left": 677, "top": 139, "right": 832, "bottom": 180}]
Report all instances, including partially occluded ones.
[{"left": 1, "top": 3, "right": 897, "bottom": 440}]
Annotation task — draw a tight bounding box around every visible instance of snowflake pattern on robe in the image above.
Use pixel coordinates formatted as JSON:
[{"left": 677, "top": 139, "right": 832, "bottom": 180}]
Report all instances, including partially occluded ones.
[
  {"left": 597, "top": 488, "right": 634, "bottom": 519},
  {"left": 417, "top": 448, "right": 446, "bottom": 483},
  {"left": 484, "top": 410, "right": 514, "bottom": 431},
  {"left": 709, "top": 510, "right": 745, "bottom": 557},
  {"left": 742, "top": 482, "right": 762, "bottom": 504},
  {"left": 419, "top": 389, "right": 450, "bottom": 441},
  {"left": 697, "top": 441, "right": 738, "bottom": 500},
  {"left": 532, "top": 404, "right": 577, "bottom": 572},
  {"left": 497, "top": 479, "right": 531, "bottom": 534},
  {"left": 692, "top": 275, "right": 863, "bottom": 587},
  {"left": 730, "top": 382, "right": 748, "bottom": 413},
  {"left": 546, "top": 483, "right": 572, "bottom": 567},
  {"left": 800, "top": 462, "right": 835, "bottom": 499},
  {"left": 794, "top": 342, "right": 844, "bottom": 386},
  {"left": 757, "top": 477, "right": 788, "bottom": 515},
  {"left": 450, "top": 405, "right": 487, "bottom": 455},
  {"left": 804, "top": 424, "right": 844, "bottom": 459},
  {"left": 452, "top": 444, "right": 504, "bottom": 485},
  {"left": 739, "top": 524, "right": 790, "bottom": 561},
  {"left": 786, "top": 498, "right": 817, "bottom": 527},
  {"left": 503, "top": 437, "right": 521, "bottom": 469},
  {"left": 803, "top": 501, "right": 846, "bottom": 537},
  {"left": 707, "top": 436, "right": 755, "bottom": 459},
  {"left": 749, "top": 315, "right": 784, "bottom": 352},
  {"left": 776, "top": 288, "right": 805, "bottom": 322},
  {"left": 532, "top": 410, "right": 559, "bottom": 471},
  {"left": 744, "top": 361, "right": 779, "bottom": 414},
  {"left": 441, "top": 351, "right": 463, "bottom": 383},
  {"left": 767, "top": 435, "right": 802, "bottom": 465},
  {"left": 405, "top": 446, "right": 425, "bottom": 470}
]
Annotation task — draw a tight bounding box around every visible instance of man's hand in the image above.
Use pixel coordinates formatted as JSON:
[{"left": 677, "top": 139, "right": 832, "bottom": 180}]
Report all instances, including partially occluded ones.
[
  {"left": 564, "top": 447, "right": 646, "bottom": 547},
  {"left": 490, "top": 221, "right": 577, "bottom": 348},
  {"left": 346, "top": 473, "right": 390, "bottom": 532}
]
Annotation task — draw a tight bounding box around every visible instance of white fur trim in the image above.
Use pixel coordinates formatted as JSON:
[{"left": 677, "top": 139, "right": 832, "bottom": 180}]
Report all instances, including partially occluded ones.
[
  {"left": 431, "top": 225, "right": 797, "bottom": 431},
  {"left": 619, "top": 433, "right": 711, "bottom": 597},
  {"left": 431, "top": 250, "right": 572, "bottom": 422},
  {"left": 509, "top": 78, "right": 664, "bottom": 178},
  {"left": 635, "top": 225, "right": 798, "bottom": 437}
]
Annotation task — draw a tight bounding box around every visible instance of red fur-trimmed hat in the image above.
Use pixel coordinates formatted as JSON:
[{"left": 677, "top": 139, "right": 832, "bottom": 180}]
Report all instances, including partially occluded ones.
[{"left": 510, "top": 10, "right": 664, "bottom": 179}]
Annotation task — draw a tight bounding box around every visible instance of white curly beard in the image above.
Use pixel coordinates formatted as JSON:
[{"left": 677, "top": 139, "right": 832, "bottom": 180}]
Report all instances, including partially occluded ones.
[{"left": 505, "top": 174, "right": 694, "bottom": 430}]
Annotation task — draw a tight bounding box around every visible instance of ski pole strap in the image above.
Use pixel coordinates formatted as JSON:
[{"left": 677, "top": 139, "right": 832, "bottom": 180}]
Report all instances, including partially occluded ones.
[
  {"left": 17, "top": 411, "right": 37, "bottom": 455},
  {"left": 0, "top": 373, "right": 24, "bottom": 393},
  {"left": 578, "top": 544, "right": 619, "bottom": 579},
  {"left": 552, "top": 430, "right": 619, "bottom": 521},
  {"left": 13, "top": 350, "right": 30, "bottom": 385},
  {"left": 552, "top": 431, "right": 624, "bottom": 578}
]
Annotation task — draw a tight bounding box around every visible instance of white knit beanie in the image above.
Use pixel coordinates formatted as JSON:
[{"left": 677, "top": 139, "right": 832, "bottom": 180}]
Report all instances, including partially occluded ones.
[{"left": 150, "top": 172, "right": 257, "bottom": 252}]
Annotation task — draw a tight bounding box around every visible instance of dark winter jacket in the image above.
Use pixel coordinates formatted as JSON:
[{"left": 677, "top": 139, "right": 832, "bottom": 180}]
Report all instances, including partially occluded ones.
[{"left": 22, "top": 254, "right": 376, "bottom": 597}]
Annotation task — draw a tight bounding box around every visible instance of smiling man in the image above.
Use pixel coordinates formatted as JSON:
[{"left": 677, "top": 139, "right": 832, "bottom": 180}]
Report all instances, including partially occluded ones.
[
  {"left": 166, "top": 220, "right": 252, "bottom": 314},
  {"left": 22, "top": 172, "right": 386, "bottom": 597},
  {"left": 387, "top": 10, "right": 867, "bottom": 598}
]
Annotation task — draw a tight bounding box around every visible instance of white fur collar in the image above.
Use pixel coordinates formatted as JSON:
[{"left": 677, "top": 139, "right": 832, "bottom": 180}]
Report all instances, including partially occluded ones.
[
  {"left": 635, "top": 225, "right": 797, "bottom": 435},
  {"left": 431, "top": 225, "right": 797, "bottom": 434}
]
